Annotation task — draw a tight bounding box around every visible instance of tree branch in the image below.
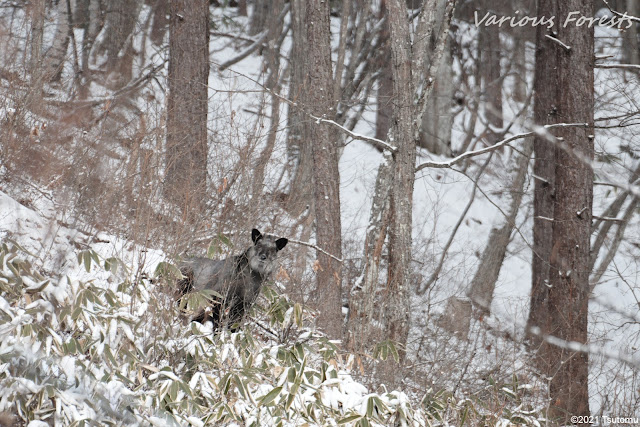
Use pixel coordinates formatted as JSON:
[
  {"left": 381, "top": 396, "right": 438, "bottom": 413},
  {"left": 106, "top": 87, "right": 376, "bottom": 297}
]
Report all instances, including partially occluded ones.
[{"left": 286, "top": 238, "right": 343, "bottom": 263}]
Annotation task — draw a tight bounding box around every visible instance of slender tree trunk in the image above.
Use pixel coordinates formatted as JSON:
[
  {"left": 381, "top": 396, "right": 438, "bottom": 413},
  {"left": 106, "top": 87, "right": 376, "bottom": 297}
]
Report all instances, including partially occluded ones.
[
  {"left": 418, "top": 0, "right": 453, "bottom": 155},
  {"left": 303, "top": 0, "right": 343, "bottom": 339},
  {"left": 151, "top": 0, "right": 169, "bottom": 46},
  {"left": 375, "top": 1, "right": 392, "bottom": 143},
  {"left": 45, "top": 0, "right": 71, "bottom": 82},
  {"left": 419, "top": 36, "right": 453, "bottom": 155},
  {"left": 249, "top": 0, "right": 271, "bottom": 36},
  {"left": 384, "top": 0, "right": 415, "bottom": 362},
  {"left": 347, "top": 154, "right": 392, "bottom": 351},
  {"left": 624, "top": 0, "right": 640, "bottom": 65},
  {"left": 479, "top": 23, "right": 503, "bottom": 133},
  {"left": 93, "top": 0, "right": 142, "bottom": 85},
  {"left": 526, "top": 0, "right": 559, "bottom": 354},
  {"left": 286, "top": 1, "right": 314, "bottom": 216},
  {"left": 511, "top": 0, "right": 529, "bottom": 103},
  {"left": 467, "top": 138, "right": 533, "bottom": 313},
  {"left": 545, "top": 0, "right": 594, "bottom": 420},
  {"left": 165, "top": 0, "right": 210, "bottom": 220},
  {"left": 251, "top": 0, "right": 285, "bottom": 197},
  {"left": 238, "top": 0, "right": 247, "bottom": 16},
  {"left": 27, "top": 0, "right": 45, "bottom": 107}
]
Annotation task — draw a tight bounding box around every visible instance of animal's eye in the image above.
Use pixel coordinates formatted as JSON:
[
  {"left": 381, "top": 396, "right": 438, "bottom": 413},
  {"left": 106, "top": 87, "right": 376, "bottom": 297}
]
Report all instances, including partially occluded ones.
[{"left": 260, "top": 254, "right": 267, "bottom": 260}]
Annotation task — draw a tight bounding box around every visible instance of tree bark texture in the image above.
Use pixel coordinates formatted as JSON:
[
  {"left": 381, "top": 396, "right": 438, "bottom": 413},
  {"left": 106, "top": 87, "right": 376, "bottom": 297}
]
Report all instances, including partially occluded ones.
[
  {"left": 347, "top": 154, "right": 392, "bottom": 351},
  {"left": 546, "top": 0, "right": 594, "bottom": 420},
  {"left": 165, "top": 0, "right": 210, "bottom": 220},
  {"left": 418, "top": 0, "right": 453, "bottom": 155},
  {"left": 27, "top": 0, "right": 45, "bottom": 106},
  {"left": 624, "top": 0, "right": 640, "bottom": 65},
  {"left": 151, "top": 0, "right": 170, "bottom": 46},
  {"left": 302, "top": 0, "right": 343, "bottom": 339},
  {"left": 478, "top": 23, "right": 503, "bottom": 133},
  {"left": 526, "top": 0, "right": 559, "bottom": 352},
  {"left": 45, "top": 0, "right": 70, "bottom": 82},
  {"left": 286, "top": 0, "right": 314, "bottom": 216},
  {"left": 375, "top": 1, "right": 392, "bottom": 144},
  {"left": 384, "top": 0, "right": 415, "bottom": 361}
]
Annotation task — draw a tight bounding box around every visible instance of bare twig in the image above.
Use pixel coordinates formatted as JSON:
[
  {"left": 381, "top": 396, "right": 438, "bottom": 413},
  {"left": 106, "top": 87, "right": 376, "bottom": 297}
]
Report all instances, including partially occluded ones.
[
  {"left": 415, "top": 122, "right": 589, "bottom": 172},
  {"left": 286, "top": 238, "right": 343, "bottom": 263},
  {"left": 596, "top": 63, "right": 640, "bottom": 70},
  {"left": 217, "top": 30, "right": 269, "bottom": 71},
  {"left": 417, "top": 153, "right": 493, "bottom": 294},
  {"left": 602, "top": 0, "right": 640, "bottom": 23}
]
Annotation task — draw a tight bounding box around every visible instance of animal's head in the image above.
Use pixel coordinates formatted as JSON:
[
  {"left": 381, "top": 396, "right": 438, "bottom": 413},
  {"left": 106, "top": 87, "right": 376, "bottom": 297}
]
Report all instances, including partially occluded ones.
[{"left": 246, "top": 229, "right": 288, "bottom": 276}]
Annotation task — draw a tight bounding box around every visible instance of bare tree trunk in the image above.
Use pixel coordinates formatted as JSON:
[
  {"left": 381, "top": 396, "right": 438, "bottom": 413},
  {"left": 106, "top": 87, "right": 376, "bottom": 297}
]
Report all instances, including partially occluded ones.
[
  {"left": 375, "top": 1, "right": 392, "bottom": 143},
  {"left": 347, "top": 154, "right": 392, "bottom": 351},
  {"left": 303, "top": 0, "right": 343, "bottom": 339},
  {"left": 384, "top": 0, "right": 415, "bottom": 362},
  {"left": 286, "top": 0, "right": 314, "bottom": 216},
  {"left": 93, "top": 0, "right": 142, "bottom": 85},
  {"left": 251, "top": 0, "right": 285, "bottom": 197},
  {"left": 45, "top": 0, "right": 71, "bottom": 83},
  {"left": 76, "top": 0, "right": 101, "bottom": 97},
  {"left": 479, "top": 23, "right": 503, "bottom": 133},
  {"left": 27, "top": 0, "right": 45, "bottom": 107},
  {"left": 526, "top": 0, "right": 558, "bottom": 353},
  {"left": 545, "top": 0, "right": 594, "bottom": 420},
  {"left": 238, "top": 0, "right": 247, "bottom": 16},
  {"left": 511, "top": 0, "right": 529, "bottom": 103},
  {"left": 467, "top": 138, "right": 533, "bottom": 313},
  {"left": 418, "top": 0, "right": 453, "bottom": 155},
  {"left": 165, "top": 0, "right": 210, "bottom": 221},
  {"left": 249, "top": 0, "right": 270, "bottom": 36},
  {"left": 624, "top": 0, "right": 640, "bottom": 65},
  {"left": 419, "top": 37, "right": 453, "bottom": 155},
  {"left": 151, "top": 0, "right": 170, "bottom": 46}
]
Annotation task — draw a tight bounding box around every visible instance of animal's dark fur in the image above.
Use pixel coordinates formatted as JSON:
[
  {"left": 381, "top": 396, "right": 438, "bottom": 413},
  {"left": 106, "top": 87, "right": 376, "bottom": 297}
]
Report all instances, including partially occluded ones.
[{"left": 177, "top": 229, "right": 287, "bottom": 331}]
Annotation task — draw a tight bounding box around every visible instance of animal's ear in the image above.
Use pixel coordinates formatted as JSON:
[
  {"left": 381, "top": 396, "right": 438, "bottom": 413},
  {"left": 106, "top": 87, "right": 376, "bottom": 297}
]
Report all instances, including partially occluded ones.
[
  {"left": 275, "top": 238, "right": 288, "bottom": 251},
  {"left": 252, "top": 229, "right": 263, "bottom": 244}
]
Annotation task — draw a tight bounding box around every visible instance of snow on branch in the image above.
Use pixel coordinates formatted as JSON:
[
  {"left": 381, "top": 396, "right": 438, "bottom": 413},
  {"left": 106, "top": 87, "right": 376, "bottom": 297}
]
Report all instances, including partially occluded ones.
[
  {"left": 545, "top": 34, "right": 571, "bottom": 51},
  {"left": 602, "top": 0, "right": 640, "bottom": 23},
  {"left": 286, "top": 238, "right": 343, "bottom": 263},
  {"left": 416, "top": 131, "right": 534, "bottom": 171},
  {"left": 416, "top": 122, "right": 589, "bottom": 172},
  {"left": 596, "top": 63, "right": 640, "bottom": 71},
  {"left": 313, "top": 116, "right": 397, "bottom": 153}
]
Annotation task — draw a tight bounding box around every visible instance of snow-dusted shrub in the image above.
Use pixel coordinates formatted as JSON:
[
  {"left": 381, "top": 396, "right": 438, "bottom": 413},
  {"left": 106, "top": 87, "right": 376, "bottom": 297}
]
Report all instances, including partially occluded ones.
[
  {"left": 0, "top": 242, "right": 545, "bottom": 426},
  {"left": 0, "top": 242, "right": 428, "bottom": 426}
]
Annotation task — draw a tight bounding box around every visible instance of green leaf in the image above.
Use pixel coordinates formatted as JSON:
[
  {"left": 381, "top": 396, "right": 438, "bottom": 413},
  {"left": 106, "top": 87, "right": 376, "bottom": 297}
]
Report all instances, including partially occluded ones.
[
  {"left": 259, "top": 386, "right": 282, "bottom": 406},
  {"left": 83, "top": 251, "right": 92, "bottom": 272},
  {"left": 155, "top": 261, "right": 183, "bottom": 280},
  {"left": 337, "top": 414, "right": 362, "bottom": 424},
  {"left": 104, "top": 257, "right": 120, "bottom": 274}
]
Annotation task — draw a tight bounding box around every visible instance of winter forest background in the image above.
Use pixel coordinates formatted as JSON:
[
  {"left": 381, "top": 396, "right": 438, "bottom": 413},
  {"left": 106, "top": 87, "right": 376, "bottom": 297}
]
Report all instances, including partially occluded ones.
[{"left": 0, "top": 0, "right": 639, "bottom": 425}]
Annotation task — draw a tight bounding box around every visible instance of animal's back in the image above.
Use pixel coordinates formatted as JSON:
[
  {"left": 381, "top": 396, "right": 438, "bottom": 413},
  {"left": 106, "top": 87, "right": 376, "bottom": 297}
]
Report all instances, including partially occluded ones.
[{"left": 179, "top": 256, "right": 229, "bottom": 292}]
